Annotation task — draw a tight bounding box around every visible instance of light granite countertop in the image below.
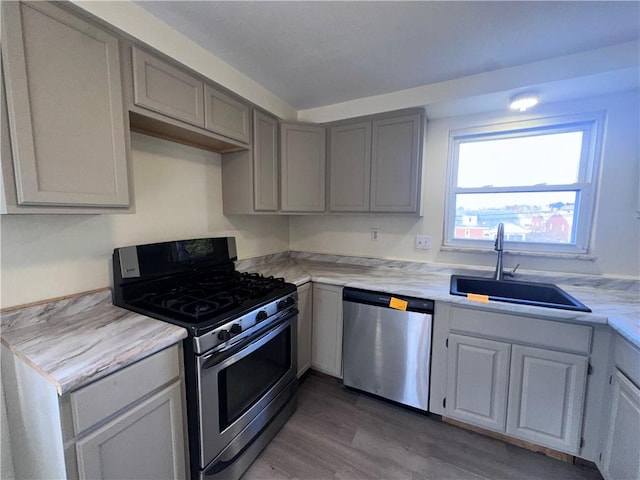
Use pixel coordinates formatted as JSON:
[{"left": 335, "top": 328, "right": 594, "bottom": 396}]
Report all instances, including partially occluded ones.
[
  {"left": 237, "top": 253, "right": 640, "bottom": 348},
  {"left": 0, "top": 289, "right": 187, "bottom": 395}
]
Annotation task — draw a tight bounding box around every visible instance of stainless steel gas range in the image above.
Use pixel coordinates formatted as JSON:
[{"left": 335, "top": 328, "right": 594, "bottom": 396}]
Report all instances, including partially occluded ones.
[{"left": 112, "top": 237, "right": 298, "bottom": 480}]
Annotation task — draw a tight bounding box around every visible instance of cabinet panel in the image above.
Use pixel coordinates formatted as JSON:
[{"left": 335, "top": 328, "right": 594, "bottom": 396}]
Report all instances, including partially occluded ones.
[
  {"left": 253, "top": 111, "right": 279, "bottom": 212},
  {"left": 75, "top": 382, "right": 186, "bottom": 480},
  {"left": 297, "top": 282, "right": 313, "bottom": 377},
  {"left": 601, "top": 370, "right": 640, "bottom": 480},
  {"left": 506, "top": 345, "right": 588, "bottom": 453},
  {"left": 70, "top": 346, "right": 180, "bottom": 435},
  {"left": 132, "top": 46, "right": 205, "bottom": 127},
  {"left": 2, "top": 1, "right": 129, "bottom": 207},
  {"left": 311, "top": 283, "right": 343, "bottom": 377},
  {"left": 446, "top": 334, "right": 510, "bottom": 431},
  {"left": 204, "top": 85, "right": 250, "bottom": 144},
  {"left": 280, "top": 123, "right": 326, "bottom": 212},
  {"left": 370, "top": 113, "right": 421, "bottom": 212},
  {"left": 329, "top": 122, "right": 371, "bottom": 212}
]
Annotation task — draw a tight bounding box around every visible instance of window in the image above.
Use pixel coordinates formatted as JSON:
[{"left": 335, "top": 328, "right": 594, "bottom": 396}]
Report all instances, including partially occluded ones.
[{"left": 445, "top": 114, "right": 602, "bottom": 254}]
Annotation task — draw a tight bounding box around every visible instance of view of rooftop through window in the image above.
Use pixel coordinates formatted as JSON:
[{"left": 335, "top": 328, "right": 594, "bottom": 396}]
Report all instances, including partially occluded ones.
[{"left": 448, "top": 124, "right": 596, "bottom": 249}]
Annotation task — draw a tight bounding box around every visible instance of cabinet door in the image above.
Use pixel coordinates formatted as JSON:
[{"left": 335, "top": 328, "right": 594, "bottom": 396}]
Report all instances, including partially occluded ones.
[
  {"left": 204, "top": 85, "right": 250, "bottom": 144},
  {"left": 280, "top": 123, "right": 326, "bottom": 212},
  {"left": 132, "top": 46, "right": 205, "bottom": 128},
  {"left": 506, "top": 345, "right": 588, "bottom": 453},
  {"left": 370, "top": 113, "right": 422, "bottom": 213},
  {"left": 601, "top": 370, "right": 640, "bottom": 480},
  {"left": 329, "top": 122, "right": 371, "bottom": 212},
  {"left": 297, "top": 282, "right": 313, "bottom": 377},
  {"left": 253, "top": 111, "right": 279, "bottom": 212},
  {"left": 2, "top": 1, "right": 129, "bottom": 207},
  {"left": 75, "top": 382, "right": 186, "bottom": 480},
  {"left": 446, "top": 334, "right": 510, "bottom": 431},
  {"left": 311, "top": 283, "right": 343, "bottom": 378}
]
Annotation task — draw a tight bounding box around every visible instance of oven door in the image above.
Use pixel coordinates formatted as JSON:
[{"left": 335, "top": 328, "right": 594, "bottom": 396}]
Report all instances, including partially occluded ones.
[{"left": 196, "top": 310, "right": 297, "bottom": 469}]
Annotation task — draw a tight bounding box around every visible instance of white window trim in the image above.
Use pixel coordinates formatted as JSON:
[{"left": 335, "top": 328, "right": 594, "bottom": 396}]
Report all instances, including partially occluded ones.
[{"left": 444, "top": 112, "right": 604, "bottom": 255}]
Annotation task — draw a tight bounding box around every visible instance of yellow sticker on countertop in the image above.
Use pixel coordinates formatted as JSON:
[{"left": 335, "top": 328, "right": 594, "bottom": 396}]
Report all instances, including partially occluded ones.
[
  {"left": 467, "top": 293, "right": 490, "bottom": 303},
  {"left": 389, "top": 297, "right": 408, "bottom": 311}
]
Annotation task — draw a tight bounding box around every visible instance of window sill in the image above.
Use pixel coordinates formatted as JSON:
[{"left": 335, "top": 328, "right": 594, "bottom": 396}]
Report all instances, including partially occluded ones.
[{"left": 440, "top": 245, "right": 597, "bottom": 261}]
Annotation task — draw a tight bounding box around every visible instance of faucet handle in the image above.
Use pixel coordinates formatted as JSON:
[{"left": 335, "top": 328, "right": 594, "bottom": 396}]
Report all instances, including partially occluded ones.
[{"left": 504, "top": 264, "right": 520, "bottom": 278}]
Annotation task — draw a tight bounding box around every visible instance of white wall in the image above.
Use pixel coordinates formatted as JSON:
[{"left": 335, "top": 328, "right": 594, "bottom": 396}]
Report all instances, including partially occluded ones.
[
  {"left": 290, "top": 90, "right": 640, "bottom": 278},
  {"left": 0, "top": 133, "right": 289, "bottom": 308}
]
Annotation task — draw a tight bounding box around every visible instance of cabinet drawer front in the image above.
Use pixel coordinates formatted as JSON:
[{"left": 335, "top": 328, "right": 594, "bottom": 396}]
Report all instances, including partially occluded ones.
[
  {"left": 204, "top": 85, "right": 251, "bottom": 144},
  {"left": 450, "top": 307, "right": 592, "bottom": 354},
  {"left": 2, "top": 1, "right": 129, "bottom": 207},
  {"left": 132, "top": 47, "right": 205, "bottom": 127},
  {"left": 70, "top": 345, "right": 180, "bottom": 435},
  {"left": 614, "top": 335, "right": 640, "bottom": 387},
  {"left": 506, "top": 345, "right": 588, "bottom": 453}
]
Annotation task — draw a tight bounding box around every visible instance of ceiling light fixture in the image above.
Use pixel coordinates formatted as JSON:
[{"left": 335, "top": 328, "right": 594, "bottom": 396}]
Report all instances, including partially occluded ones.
[{"left": 509, "top": 93, "right": 540, "bottom": 112}]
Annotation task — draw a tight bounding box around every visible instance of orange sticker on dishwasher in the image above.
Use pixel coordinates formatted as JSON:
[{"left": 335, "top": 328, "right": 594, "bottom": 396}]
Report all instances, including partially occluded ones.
[
  {"left": 389, "top": 297, "right": 408, "bottom": 311},
  {"left": 467, "top": 293, "right": 490, "bottom": 303}
]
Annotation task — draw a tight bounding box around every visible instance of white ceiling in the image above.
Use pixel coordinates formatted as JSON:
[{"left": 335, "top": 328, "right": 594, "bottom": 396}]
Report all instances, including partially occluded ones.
[{"left": 135, "top": 1, "right": 640, "bottom": 111}]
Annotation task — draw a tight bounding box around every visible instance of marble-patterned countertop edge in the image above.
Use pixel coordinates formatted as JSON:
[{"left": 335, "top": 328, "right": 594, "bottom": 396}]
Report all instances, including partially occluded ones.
[
  {"left": 1, "top": 290, "right": 188, "bottom": 395},
  {"left": 237, "top": 256, "right": 640, "bottom": 348}
]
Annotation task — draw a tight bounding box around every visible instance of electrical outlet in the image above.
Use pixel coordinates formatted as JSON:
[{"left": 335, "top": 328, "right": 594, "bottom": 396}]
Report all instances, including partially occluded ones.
[
  {"left": 415, "top": 235, "right": 432, "bottom": 250},
  {"left": 371, "top": 228, "right": 380, "bottom": 241}
]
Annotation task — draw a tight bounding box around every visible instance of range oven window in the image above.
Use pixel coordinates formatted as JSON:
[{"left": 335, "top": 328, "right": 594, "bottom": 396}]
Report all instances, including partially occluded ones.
[{"left": 218, "top": 326, "right": 292, "bottom": 430}]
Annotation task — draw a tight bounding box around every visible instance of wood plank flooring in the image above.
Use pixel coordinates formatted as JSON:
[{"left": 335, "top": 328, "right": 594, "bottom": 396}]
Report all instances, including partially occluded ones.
[{"left": 243, "top": 373, "right": 603, "bottom": 480}]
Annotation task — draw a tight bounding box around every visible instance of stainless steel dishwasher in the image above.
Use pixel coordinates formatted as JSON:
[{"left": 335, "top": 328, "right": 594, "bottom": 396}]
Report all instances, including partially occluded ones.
[{"left": 342, "top": 287, "right": 434, "bottom": 411}]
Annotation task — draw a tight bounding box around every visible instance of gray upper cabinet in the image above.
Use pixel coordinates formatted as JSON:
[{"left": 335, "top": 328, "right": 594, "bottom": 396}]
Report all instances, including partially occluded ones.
[
  {"left": 132, "top": 46, "right": 205, "bottom": 128},
  {"left": 328, "top": 109, "right": 423, "bottom": 214},
  {"left": 1, "top": 1, "right": 130, "bottom": 211},
  {"left": 253, "top": 111, "right": 279, "bottom": 211},
  {"left": 280, "top": 123, "right": 326, "bottom": 213},
  {"left": 370, "top": 112, "right": 422, "bottom": 212},
  {"left": 129, "top": 45, "right": 250, "bottom": 151},
  {"left": 204, "top": 85, "right": 251, "bottom": 144},
  {"left": 221, "top": 109, "right": 278, "bottom": 214},
  {"left": 329, "top": 122, "right": 372, "bottom": 212}
]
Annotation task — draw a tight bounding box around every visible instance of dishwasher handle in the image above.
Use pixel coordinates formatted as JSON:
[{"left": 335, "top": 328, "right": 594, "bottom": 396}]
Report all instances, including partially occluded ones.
[{"left": 343, "top": 287, "right": 434, "bottom": 314}]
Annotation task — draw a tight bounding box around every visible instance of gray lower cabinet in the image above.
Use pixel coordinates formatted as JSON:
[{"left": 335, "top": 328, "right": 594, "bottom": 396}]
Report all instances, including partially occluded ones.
[
  {"left": 2, "top": 344, "right": 188, "bottom": 480},
  {"left": 328, "top": 109, "right": 423, "bottom": 213},
  {"left": 297, "top": 282, "right": 313, "bottom": 377},
  {"left": 599, "top": 335, "right": 640, "bottom": 480},
  {"left": 222, "top": 109, "right": 279, "bottom": 214},
  {"left": 75, "top": 382, "right": 185, "bottom": 480},
  {"left": 444, "top": 307, "right": 592, "bottom": 455},
  {"left": 311, "top": 283, "right": 343, "bottom": 377},
  {"left": 280, "top": 123, "right": 326, "bottom": 213},
  {"left": 1, "top": 1, "right": 131, "bottom": 212},
  {"left": 600, "top": 370, "right": 640, "bottom": 480}
]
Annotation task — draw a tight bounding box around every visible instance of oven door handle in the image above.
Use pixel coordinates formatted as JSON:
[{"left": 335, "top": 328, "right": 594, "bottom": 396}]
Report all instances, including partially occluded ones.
[{"left": 201, "top": 309, "right": 296, "bottom": 369}]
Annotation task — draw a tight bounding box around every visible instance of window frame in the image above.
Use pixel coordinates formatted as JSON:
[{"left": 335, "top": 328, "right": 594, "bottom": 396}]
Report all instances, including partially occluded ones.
[{"left": 444, "top": 113, "right": 603, "bottom": 254}]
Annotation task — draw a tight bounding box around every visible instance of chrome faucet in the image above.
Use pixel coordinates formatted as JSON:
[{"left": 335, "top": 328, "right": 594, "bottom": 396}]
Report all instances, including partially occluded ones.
[
  {"left": 493, "top": 223, "right": 519, "bottom": 281},
  {"left": 493, "top": 223, "right": 506, "bottom": 281}
]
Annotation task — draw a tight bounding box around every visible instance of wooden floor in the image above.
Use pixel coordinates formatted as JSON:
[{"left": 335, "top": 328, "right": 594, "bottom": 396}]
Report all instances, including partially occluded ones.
[{"left": 243, "top": 373, "right": 603, "bottom": 480}]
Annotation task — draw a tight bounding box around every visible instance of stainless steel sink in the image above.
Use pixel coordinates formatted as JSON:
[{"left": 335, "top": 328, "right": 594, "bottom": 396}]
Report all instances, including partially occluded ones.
[{"left": 450, "top": 275, "right": 591, "bottom": 312}]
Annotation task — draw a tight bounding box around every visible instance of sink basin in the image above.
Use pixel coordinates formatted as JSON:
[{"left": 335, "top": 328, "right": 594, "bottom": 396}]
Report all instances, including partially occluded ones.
[{"left": 450, "top": 275, "right": 591, "bottom": 312}]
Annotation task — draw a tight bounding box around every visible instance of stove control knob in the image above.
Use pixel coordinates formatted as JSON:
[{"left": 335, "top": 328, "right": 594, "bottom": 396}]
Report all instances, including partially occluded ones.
[
  {"left": 277, "top": 300, "right": 286, "bottom": 311},
  {"left": 285, "top": 296, "right": 295, "bottom": 307},
  {"left": 230, "top": 324, "right": 242, "bottom": 335},
  {"left": 218, "top": 330, "right": 231, "bottom": 341},
  {"left": 256, "top": 310, "right": 268, "bottom": 322}
]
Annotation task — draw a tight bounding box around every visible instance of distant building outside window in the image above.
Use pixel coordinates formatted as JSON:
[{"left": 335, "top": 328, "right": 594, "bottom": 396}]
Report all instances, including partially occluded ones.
[{"left": 445, "top": 113, "right": 602, "bottom": 254}]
